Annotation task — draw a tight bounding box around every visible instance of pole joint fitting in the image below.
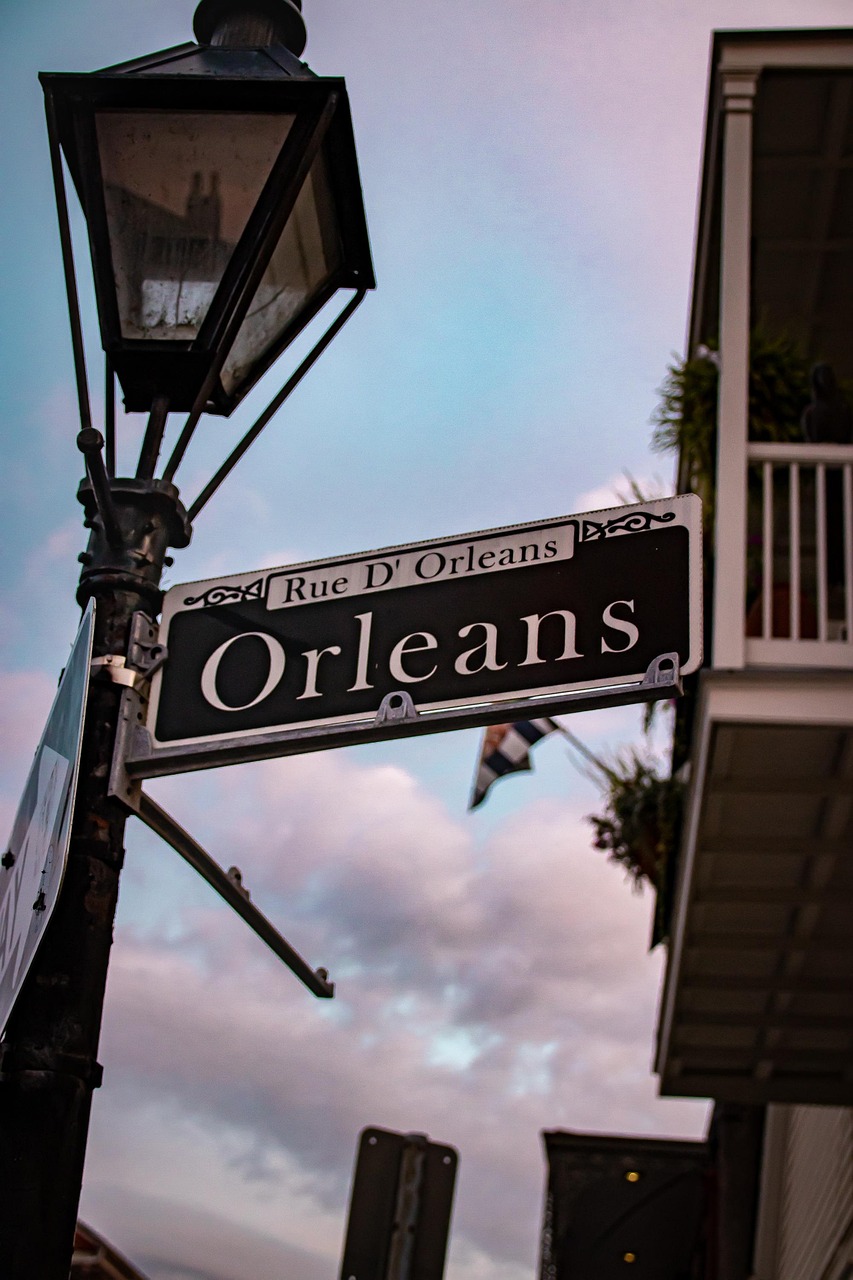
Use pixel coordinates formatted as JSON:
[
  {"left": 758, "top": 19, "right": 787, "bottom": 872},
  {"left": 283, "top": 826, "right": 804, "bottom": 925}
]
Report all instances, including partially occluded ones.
[
  {"left": 76, "top": 478, "right": 192, "bottom": 613},
  {"left": 0, "top": 1044, "right": 104, "bottom": 1090}
]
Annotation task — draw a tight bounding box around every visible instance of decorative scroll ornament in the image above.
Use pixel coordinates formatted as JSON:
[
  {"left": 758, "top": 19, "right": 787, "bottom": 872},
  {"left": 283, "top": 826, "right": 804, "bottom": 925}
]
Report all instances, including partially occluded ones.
[
  {"left": 580, "top": 510, "right": 677, "bottom": 541},
  {"left": 183, "top": 578, "right": 265, "bottom": 608}
]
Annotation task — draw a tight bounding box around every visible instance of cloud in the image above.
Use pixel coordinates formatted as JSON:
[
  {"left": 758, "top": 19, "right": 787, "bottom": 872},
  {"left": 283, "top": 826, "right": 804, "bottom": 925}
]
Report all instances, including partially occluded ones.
[
  {"left": 91, "top": 749, "right": 706, "bottom": 1277},
  {"left": 84, "top": 1176, "right": 335, "bottom": 1280}
]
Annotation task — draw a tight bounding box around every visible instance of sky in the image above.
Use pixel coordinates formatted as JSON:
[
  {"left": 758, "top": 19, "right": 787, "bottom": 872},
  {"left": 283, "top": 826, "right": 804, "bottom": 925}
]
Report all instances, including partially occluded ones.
[{"left": 1, "top": 2, "right": 851, "bottom": 1278}]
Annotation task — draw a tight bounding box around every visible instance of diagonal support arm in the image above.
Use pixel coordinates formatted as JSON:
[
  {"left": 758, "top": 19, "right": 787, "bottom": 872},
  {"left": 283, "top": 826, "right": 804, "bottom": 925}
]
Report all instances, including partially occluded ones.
[{"left": 135, "top": 790, "right": 334, "bottom": 998}]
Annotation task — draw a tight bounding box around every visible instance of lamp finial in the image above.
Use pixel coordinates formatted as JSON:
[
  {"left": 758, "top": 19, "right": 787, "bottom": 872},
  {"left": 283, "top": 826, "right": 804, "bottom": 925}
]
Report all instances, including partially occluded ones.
[{"left": 193, "top": 0, "right": 306, "bottom": 56}]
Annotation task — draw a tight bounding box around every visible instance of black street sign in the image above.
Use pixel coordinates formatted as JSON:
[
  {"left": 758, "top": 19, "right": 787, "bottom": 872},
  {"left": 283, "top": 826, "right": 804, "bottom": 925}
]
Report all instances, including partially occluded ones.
[
  {"left": 340, "top": 1127, "right": 458, "bottom": 1280},
  {"left": 135, "top": 497, "right": 701, "bottom": 776}
]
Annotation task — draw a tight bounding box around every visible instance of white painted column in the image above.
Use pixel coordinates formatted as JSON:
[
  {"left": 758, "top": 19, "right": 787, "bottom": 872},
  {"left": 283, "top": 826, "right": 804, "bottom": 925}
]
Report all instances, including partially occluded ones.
[{"left": 712, "top": 69, "right": 758, "bottom": 669}]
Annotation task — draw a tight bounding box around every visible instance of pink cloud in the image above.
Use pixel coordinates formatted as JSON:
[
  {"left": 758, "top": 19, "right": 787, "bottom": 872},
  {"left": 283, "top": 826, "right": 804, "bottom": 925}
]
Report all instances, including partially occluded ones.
[{"left": 93, "top": 748, "right": 706, "bottom": 1276}]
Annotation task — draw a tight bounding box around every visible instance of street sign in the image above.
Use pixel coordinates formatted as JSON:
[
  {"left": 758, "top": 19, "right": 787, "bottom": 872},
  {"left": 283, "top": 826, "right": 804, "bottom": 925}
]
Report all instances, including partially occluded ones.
[
  {"left": 136, "top": 496, "right": 701, "bottom": 776},
  {"left": 340, "top": 1127, "right": 458, "bottom": 1280},
  {"left": 0, "top": 600, "right": 95, "bottom": 1034}
]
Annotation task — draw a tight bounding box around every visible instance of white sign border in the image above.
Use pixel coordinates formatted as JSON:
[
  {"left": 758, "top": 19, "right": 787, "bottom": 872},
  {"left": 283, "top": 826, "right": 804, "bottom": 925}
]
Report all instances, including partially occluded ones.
[{"left": 150, "top": 496, "right": 703, "bottom": 750}]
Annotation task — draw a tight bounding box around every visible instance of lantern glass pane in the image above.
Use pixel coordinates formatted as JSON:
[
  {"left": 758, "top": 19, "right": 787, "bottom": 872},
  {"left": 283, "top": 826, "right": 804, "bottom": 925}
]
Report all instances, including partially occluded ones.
[
  {"left": 220, "top": 149, "right": 342, "bottom": 397},
  {"left": 95, "top": 110, "right": 295, "bottom": 341}
]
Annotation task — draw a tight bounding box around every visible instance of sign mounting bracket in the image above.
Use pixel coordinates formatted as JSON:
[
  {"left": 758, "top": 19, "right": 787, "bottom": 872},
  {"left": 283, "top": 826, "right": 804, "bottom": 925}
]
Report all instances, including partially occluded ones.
[
  {"left": 113, "top": 652, "right": 682, "bottom": 781},
  {"left": 375, "top": 691, "right": 420, "bottom": 726}
]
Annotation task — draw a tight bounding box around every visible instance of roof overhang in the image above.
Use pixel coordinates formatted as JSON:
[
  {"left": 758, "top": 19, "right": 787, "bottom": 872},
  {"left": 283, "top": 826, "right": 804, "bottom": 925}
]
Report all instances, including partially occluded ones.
[{"left": 657, "top": 667, "right": 853, "bottom": 1105}]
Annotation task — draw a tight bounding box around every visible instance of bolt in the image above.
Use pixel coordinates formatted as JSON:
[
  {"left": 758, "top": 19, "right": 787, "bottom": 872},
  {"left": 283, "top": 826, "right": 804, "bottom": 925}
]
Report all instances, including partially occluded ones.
[
  {"left": 77, "top": 427, "right": 104, "bottom": 455},
  {"left": 1, "top": 850, "right": 15, "bottom": 869}
]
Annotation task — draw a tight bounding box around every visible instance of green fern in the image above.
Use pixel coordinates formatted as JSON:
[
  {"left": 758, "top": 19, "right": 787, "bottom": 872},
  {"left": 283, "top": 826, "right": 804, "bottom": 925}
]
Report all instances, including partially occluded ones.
[{"left": 651, "top": 329, "right": 815, "bottom": 528}]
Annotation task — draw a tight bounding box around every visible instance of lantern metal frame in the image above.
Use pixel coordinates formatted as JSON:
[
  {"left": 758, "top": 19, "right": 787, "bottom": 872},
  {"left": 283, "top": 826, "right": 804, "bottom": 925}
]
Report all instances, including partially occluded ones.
[{"left": 41, "top": 60, "right": 374, "bottom": 419}]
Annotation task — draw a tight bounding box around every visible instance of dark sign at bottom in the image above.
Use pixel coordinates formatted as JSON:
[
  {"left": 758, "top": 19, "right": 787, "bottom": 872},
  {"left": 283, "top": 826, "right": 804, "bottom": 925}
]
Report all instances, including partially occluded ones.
[{"left": 340, "top": 1127, "right": 458, "bottom": 1280}]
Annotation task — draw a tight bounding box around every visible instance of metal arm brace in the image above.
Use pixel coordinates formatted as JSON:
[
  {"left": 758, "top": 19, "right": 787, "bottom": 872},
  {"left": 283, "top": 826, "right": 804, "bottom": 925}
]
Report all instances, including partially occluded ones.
[{"left": 134, "top": 791, "right": 334, "bottom": 999}]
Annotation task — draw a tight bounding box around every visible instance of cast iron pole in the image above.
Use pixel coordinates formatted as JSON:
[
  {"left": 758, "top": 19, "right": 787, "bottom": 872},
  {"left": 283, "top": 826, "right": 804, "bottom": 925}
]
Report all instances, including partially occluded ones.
[
  {"left": 0, "top": 7, "right": 324, "bottom": 1273},
  {"left": 0, "top": 471, "right": 190, "bottom": 1280}
]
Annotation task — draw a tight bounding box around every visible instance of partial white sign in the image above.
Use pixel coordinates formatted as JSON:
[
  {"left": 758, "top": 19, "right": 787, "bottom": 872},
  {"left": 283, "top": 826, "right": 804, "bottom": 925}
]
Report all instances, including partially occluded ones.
[{"left": 0, "top": 601, "right": 94, "bottom": 1034}]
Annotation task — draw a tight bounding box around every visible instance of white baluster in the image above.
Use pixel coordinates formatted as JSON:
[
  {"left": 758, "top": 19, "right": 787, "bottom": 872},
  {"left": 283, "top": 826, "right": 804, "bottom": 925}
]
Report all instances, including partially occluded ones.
[
  {"left": 790, "top": 463, "right": 800, "bottom": 641},
  {"left": 816, "top": 464, "right": 827, "bottom": 642},
  {"left": 840, "top": 465, "right": 845, "bottom": 645},
  {"left": 763, "top": 461, "right": 773, "bottom": 640}
]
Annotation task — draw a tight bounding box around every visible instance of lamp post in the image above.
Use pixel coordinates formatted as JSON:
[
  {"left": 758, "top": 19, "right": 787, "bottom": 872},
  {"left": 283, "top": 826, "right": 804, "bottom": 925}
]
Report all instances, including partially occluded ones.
[{"left": 0, "top": 4, "right": 373, "bottom": 1276}]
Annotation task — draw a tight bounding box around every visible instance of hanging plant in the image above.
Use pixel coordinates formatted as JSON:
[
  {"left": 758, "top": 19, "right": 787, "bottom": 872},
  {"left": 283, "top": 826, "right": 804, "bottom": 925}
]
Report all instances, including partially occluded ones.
[
  {"left": 563, "top": 731, "right": 684, "bottom": 894},
  {"left": 650, "top": 328, "right": 815, "bottom": 528},
  {"left": 652, "top": 346, "right": 719, "bottom": 515},
  {"left": 587, "top": 751, "right": 684, "bottom": 892}
]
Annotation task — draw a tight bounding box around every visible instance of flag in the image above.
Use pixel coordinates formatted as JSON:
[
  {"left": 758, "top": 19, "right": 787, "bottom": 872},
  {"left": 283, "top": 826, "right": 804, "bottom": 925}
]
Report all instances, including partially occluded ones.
[{"left": 469, "top": 719, "right": 560, "bottom": 809}]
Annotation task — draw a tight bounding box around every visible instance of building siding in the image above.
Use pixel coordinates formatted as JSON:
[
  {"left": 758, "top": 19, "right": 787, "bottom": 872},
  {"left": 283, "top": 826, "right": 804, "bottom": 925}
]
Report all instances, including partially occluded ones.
[{"left": 777, "top": 1106, "right": 853, "bottom": 1280}]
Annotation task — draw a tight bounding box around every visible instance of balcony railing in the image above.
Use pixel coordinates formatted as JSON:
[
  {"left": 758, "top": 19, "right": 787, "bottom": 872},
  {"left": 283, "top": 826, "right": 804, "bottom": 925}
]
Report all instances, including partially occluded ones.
[{"left": 744, "top": 442, "right": 853, "bottom": 665}]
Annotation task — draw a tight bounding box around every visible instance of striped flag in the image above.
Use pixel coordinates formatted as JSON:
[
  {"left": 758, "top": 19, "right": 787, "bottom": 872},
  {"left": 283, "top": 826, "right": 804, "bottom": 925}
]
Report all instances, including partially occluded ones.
[{"left": 469, "top": 719, "right": 560, "bottom": 809}]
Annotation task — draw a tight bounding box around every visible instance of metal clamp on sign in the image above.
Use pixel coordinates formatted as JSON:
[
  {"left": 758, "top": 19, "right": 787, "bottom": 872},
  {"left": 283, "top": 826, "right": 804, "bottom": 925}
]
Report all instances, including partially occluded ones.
[{"left": 91, "top": 613, "right": 169, "bottom": 690}]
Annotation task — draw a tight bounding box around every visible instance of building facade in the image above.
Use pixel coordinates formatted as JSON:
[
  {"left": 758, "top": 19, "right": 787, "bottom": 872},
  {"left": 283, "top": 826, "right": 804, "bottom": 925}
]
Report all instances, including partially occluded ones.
[{"left": 655, "top": 27, "right": 853, "bottom": 1280}]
